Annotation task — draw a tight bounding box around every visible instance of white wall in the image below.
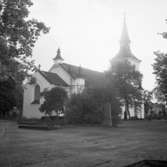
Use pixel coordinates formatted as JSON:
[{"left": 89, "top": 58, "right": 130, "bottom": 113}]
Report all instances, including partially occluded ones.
[
  {"left": 22, "top": 72, "right": 54, "bottom": 118},
  {"left": 120, "top": 103, "right": 144, "bottom": 119},
  {"left": 23, "top": 84, "right": 43, "bottom": 118},
  {"left": 22, "top": 71, "right": 72, "bottom": 119},
  {"left": 72, "top": 78, "right": 85, "bottom": 94},
  {"left": 121, "top": 104, "right": 135, "bottom": 119},
  {"left": 128, "top": 58, "right": 140, "bottom": 71},
  {"left": 33, "top": 72, "right": 53, "bottom": 91}
]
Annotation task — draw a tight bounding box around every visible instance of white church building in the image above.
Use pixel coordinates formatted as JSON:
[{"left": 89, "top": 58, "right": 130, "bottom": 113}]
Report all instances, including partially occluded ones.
[
  {"left": 23, "top": 48, "right": 105, "bottom": 118},
  {"left": 22, "top": 17, "right": 144, "bottom": 119}
]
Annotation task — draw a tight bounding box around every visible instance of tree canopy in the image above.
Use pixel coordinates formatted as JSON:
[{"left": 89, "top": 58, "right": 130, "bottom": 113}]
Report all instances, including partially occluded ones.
[
  {"left": 143, "top": 90, "right": 152, "bottom": 116},
  {"left": 106, "top": 61, "right": 143, "bottom": 118},
  {"left": 152, "top": 19, "right": 167, "bottom": 103},
  {"left": 0, "top": 0, "right": 49, "bottom": 82},
  {"left": 0, "top": 0, "right": 49, "bottom": 117},
  {"left": 153, "top": 51, "right": 167, "bottom": 103},
  {"left": 39, "top": 87, "right": 68, "bottom": 116},
  {"left": 0, "top": 77, "right": 16, "bottom": 117}
]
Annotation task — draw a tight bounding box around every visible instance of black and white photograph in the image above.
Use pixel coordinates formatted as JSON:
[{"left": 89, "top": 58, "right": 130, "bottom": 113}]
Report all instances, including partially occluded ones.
[{"left": 0, "top": 0, "right": 167, "bottom": 166}]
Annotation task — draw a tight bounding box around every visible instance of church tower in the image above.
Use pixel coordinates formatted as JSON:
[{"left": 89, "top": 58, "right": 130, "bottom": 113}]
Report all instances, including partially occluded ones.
[
  {"left": 53, "top": 48, "right": 64, "bottom": 64},
  {"left": 111, "top": 16, "right": 141, "bottom": 71}
]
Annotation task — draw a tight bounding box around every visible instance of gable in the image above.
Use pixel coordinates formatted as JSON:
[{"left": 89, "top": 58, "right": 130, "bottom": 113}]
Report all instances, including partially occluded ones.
[{"left": 33, "top": 71, "right": 52, "bottom": 92}]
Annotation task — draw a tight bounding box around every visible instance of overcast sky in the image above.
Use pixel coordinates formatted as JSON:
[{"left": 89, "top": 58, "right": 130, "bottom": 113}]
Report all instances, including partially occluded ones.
[{"left": 29, "top": 0, "right": 167, "bottom": 91}]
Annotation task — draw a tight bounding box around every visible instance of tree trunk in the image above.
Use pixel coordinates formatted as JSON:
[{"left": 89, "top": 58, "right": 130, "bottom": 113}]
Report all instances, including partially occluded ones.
[
  {"left": 134, "top": 102, "right": 138, "bottom": 118},
  {"left": 125, "top": 99, "right": 130, "bottom": 119}
]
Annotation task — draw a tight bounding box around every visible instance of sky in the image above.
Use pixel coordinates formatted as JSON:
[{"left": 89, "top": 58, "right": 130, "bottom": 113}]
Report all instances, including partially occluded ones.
[{"left": 29, "top": 0, "right": 167, "bottom": 91}]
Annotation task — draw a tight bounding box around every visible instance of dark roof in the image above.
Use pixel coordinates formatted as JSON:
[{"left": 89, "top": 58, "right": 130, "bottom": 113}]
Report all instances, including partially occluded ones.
[
  {"left": 53, "top": 54, "right": 64, "bottom": 61},
  {"left": 39, "top": 71, "right": 68, "bottom": 87},
  {"left": 60, "top": 63, "right": 105, "bottom": 88}
]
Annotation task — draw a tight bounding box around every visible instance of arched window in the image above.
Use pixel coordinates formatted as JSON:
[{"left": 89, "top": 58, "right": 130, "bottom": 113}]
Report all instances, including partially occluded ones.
[{"left": 32, "top": 84, "right": 40, "bottom": 104}]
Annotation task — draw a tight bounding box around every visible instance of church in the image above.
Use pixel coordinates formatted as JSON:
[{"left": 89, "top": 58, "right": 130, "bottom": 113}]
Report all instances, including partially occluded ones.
[{"left": 22, "top": 17, "right": 144, "bottom": 119}]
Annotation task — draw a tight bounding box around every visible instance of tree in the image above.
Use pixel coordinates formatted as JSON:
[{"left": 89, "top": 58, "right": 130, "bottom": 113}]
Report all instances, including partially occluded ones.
[
  {"left": 153, "top": 51, "right": 167, "bottom": 103},
  {"left": 39, "top": 87, "right": 67, "bottom": 117},
  {"left": 0, "top": 0, "right": 49, "bottom": 116},
  {"left": 153, "top": 19, "right": 167, "bottom": 103},
  {"left": 0, "top": 0, "right": 49, "bottom": 81},
  {"left": 152, "top": 86, "right": 166, "bottom": 103},
  {"left": 106, "top": 61, "right": 143, "bottom": 119},
  {"left": 143, "top": 90, "right": 152, "bottom": 117},
  {"left": 0, "top": 77, "right": 16, "bottom": 117}
]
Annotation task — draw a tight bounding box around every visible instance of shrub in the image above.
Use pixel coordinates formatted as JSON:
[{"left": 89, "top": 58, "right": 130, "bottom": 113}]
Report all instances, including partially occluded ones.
[
  {"left": 65, "top": 92, "right": 104, "bottom": 124},
  {"left": 39, "top": 87, "right": 67, "bottom": 116},
  {"left": 65, "top": 88, "right": 121, "bottom": 126}
]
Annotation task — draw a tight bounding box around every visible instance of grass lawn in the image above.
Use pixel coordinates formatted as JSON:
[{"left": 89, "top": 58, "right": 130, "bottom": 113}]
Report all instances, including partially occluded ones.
[{"left": 0, "top": 120, "right": 167, "bottom": 167}]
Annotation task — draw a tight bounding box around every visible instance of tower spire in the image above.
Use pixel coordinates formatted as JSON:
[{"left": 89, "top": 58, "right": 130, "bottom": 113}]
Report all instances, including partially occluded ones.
[
  {"left": 120, "top": 14, "right": 130, "bottom": 49},
  {"left": 111, "top": 14, "right": 141, "bottom": 72},
  {"left": 53, "top": 48, "right": 64, "bottom": 64}
]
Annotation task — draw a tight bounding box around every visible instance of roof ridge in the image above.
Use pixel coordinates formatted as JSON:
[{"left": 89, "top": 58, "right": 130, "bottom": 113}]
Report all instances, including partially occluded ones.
[{"left": 62, "top": 63, "right": 103, "bottom": 74}]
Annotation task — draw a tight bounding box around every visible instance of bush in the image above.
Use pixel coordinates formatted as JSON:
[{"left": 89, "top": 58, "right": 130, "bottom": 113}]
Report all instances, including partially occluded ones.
[
  {"left": 39, "top": 87, "right": 67, "bottom": 116},
  {"left": 65, "top": 92, "right": 104, "bottom": 124},
  {"left": 65, "top": 89, "right": 121, "bottom": 126}
]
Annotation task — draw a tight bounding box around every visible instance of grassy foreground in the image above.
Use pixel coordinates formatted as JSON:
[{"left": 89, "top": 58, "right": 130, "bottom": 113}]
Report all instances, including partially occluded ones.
[{"left": 0, "top": 120, "right": 167, "bottom": 167}]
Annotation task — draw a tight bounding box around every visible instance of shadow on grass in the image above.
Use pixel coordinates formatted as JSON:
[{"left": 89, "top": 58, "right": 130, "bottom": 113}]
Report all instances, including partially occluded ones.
[{"left": 125, "top": 160, "right": 167, "bottom": 167}]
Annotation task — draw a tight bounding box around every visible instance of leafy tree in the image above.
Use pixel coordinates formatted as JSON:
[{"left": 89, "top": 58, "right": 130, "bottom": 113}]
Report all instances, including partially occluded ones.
[
  {"left": 143, "top": 90, "right": 152, "bottom": 117},
  {"left": 0, "top": 0, "right": 49, "bottom": 81},
  {"left": 153, "top": 51, "right": 167, "bottom": 103},
  {"left": 152, "top": 19, "right": 167, "bottom": 103},
  {"left": 0, "top": 77, "right": 16, "bottom": 117},
  {"left": 107, "top": 61, "right": 143, "bottom": 119},
  {"left": 39, "top": 87, "right": 67, "bottom": 117},
  {"left": 152, "top": 86, "right": 166, "bottom": 103},
  {"left": 0, "top": 0, "right": 49, "bottom": 117}
]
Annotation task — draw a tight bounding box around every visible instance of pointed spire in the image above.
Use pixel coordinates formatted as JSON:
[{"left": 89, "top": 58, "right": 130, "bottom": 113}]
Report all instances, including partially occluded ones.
[
  {"left": 111, "top": 13, "right": 141, "bottom": 70},
  {"left": 120, "top": 14, "right": 130, "bottom": 48},
  {"left": 53, "top": 48, "right": 64, "bottom": 64}
]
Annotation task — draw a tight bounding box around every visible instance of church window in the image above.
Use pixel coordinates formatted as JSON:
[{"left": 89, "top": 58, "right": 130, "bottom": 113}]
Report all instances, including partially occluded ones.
[{"left": 31, "top": 84, "right": 40, "bottom": 104}]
